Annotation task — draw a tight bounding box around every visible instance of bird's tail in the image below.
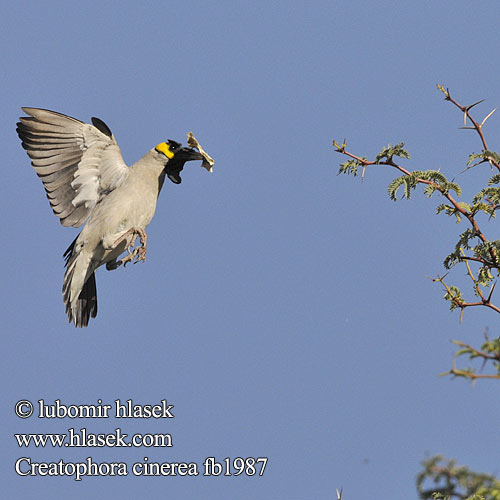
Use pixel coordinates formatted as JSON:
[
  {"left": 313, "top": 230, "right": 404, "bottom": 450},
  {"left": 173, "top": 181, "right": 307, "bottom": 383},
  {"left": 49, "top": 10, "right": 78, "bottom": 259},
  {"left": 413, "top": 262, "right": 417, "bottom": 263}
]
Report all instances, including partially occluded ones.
[{"left": 62, "top": 236, "right": 97, "bottom": 328}]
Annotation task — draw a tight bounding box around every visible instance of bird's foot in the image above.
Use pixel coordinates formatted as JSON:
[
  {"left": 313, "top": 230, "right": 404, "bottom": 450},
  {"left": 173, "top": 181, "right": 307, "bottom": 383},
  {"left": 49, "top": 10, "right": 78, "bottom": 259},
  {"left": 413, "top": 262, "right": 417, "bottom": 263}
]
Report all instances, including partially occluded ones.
[
  {"left": 131, "top": 244, "right": 147, "bottom": 264},
  {"left": 111, "top": 228, "right": 148, "bottom": 268}
]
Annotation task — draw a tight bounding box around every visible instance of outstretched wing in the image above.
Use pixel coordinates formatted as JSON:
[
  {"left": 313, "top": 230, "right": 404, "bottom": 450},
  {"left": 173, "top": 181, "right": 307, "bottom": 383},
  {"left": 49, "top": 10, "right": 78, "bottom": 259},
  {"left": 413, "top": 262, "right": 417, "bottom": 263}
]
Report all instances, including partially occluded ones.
[{"left": 17, "top": 107, "right": 129, "bottom": 227}]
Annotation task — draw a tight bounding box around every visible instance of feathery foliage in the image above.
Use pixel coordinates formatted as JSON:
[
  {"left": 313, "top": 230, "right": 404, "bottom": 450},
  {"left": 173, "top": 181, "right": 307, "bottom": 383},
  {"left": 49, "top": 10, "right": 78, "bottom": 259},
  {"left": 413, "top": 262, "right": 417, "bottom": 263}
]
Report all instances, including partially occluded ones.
[{"left": 334, "top": 86, "right": 500, "bottom": 381}]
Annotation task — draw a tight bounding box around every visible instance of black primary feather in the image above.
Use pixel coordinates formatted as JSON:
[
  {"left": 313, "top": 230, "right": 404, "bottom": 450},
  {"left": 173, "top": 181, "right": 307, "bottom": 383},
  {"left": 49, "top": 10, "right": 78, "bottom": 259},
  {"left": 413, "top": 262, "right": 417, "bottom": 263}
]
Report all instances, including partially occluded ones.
[{"left": 91, "top": 117, "right": 113, "bottom": 138}]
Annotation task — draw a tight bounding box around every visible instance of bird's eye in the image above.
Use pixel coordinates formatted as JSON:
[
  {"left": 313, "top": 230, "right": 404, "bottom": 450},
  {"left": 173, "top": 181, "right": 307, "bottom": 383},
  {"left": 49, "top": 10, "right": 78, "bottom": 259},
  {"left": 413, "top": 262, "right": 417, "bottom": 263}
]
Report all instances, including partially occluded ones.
[{"left": 167, "top": 140, "right": 181, "bottom": 152}]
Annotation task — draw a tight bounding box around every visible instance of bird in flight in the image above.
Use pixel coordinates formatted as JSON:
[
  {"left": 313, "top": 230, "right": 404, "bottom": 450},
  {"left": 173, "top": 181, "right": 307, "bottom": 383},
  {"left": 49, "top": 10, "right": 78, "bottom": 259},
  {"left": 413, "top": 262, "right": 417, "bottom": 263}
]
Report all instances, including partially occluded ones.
[{"left": 17, "top": 108, "right": 214, "bottom": 328}]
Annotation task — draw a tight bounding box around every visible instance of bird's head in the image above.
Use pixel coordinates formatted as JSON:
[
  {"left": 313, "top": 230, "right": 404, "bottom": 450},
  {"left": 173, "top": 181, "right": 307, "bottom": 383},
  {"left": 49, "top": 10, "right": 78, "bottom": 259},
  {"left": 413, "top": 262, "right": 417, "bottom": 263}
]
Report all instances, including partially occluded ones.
[{"left": 155, "top": 140, "right": 204, "bottom": 184}]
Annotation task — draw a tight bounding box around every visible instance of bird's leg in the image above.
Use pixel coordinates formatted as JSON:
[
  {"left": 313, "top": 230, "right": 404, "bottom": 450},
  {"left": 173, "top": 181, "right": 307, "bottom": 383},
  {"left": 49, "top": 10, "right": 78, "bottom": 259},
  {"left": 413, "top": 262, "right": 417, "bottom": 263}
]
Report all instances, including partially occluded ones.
[
  {"left": 130, "top": 228, "right": 147, "bottom": 264},
  {"left": 108, "top": 228, "right": 148, "bottom": 269}
]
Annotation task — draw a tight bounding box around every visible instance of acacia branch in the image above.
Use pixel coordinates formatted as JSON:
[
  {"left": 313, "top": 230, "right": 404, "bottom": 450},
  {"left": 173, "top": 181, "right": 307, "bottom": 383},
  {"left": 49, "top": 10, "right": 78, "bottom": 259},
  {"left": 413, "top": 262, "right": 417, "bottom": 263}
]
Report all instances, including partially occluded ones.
[
  {"left": 442, "top": 367, "right": 500, "bottom": 381},
  {"left": 438, "top": 85, "right": 500, "bottom": 172},
  {"left": 334, "top": 87, "right": 500, "bottom": 382},
  {"left": 432, "top": 274, "right": 500, "bottom": 316},
  {"left": 336, "top": 145, "right": 498, "bottom": 270},
  {"left": 454, "top": 338, "right": 500, "bottom": 362}
]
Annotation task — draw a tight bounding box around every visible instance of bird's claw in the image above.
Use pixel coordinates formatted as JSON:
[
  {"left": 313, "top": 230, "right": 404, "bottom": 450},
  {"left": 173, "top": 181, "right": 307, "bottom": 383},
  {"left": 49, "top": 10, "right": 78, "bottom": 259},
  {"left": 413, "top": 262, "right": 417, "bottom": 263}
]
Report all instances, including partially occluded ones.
[
  {"left": 110, "top": 228, "right": 148, "bottom": 269},
  {"left": 121, "top": 246, "right": 147, "bottom": 267},
  {"left": 132, "top": 246, "right": 147, "bottom": 264}
]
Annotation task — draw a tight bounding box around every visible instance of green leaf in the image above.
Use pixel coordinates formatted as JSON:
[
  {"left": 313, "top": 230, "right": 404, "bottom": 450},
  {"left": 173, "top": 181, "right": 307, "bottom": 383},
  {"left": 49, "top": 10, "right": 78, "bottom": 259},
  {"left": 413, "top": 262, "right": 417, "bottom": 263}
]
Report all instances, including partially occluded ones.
[
  {"left": 446, "top": 182, "right": 462, "bottom": 197},
  {"left": 424, "top": 184, "right": 439, "bottom": 198},
  {"left": 375, "top": 142, "right": 410, "bottom": 163},
  {"left": 473, "top": 186, "right": 500, "bottom": 208},
  {"left": 467, "top": 152, "right": 485, "bottom": 167},
  {"left": 484, "top": 150, "right": 500, "bottom": 164},
  {"left": 387, "top": 176, "right": 406, "bottom": 201},
  {"left": 443, "top": 285, "right": 463, "bottom": 310},
  {"left": 488, "top": 173, "right": 500, "bottom": 185},
  {"left": 338, "top": 159, "right": 363, "bottom": 176}
]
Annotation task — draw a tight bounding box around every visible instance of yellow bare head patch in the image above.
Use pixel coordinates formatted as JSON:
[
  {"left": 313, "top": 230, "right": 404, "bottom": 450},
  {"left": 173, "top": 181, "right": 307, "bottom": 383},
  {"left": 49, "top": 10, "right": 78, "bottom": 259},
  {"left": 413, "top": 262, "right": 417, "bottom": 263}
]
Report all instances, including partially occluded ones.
[{"left": 155, "top": 142, "right": 175, "bottom": 159}]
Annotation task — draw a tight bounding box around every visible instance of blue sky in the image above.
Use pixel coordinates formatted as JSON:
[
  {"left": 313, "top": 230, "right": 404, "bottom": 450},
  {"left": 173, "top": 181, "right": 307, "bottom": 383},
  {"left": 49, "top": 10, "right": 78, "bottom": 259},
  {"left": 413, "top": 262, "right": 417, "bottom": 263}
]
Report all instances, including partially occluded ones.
[{"left": 2, "top": 1, "right": 499, "bottom": 498}]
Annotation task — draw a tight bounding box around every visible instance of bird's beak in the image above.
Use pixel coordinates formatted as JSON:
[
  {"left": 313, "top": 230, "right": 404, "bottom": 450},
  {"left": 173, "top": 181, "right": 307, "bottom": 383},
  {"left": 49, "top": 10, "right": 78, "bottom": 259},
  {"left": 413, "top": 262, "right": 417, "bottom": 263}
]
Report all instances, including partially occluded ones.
[
  {"left": 164, "top": 147, "right": 206, "bottom": 184},
  {"left": 177, "top": 147, "right": 205, "bottom": 162}
]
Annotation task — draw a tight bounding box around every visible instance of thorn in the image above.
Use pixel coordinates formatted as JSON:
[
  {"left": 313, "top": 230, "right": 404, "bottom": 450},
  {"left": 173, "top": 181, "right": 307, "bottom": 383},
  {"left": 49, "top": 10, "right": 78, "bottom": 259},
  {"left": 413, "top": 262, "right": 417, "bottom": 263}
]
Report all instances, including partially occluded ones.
[
  {"left": 464, "top": 99, "right": 485, "bottom": 111},
  {"left": 487, "top": 281, "right": 497, "bottom": 303},
  {"left": 481, "top": 108, "right": 497, "bottom": 127},
  {"left": 336, "top": 487, "right": 343, "bottom": 500}
]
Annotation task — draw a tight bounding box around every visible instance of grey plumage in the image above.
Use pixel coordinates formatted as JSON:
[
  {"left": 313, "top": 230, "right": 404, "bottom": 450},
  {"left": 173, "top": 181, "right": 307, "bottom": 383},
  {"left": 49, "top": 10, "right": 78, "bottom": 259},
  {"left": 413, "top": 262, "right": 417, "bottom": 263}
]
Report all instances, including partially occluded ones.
[{"left": 17, "top": 108, "right": 212, "bottom": 327}]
